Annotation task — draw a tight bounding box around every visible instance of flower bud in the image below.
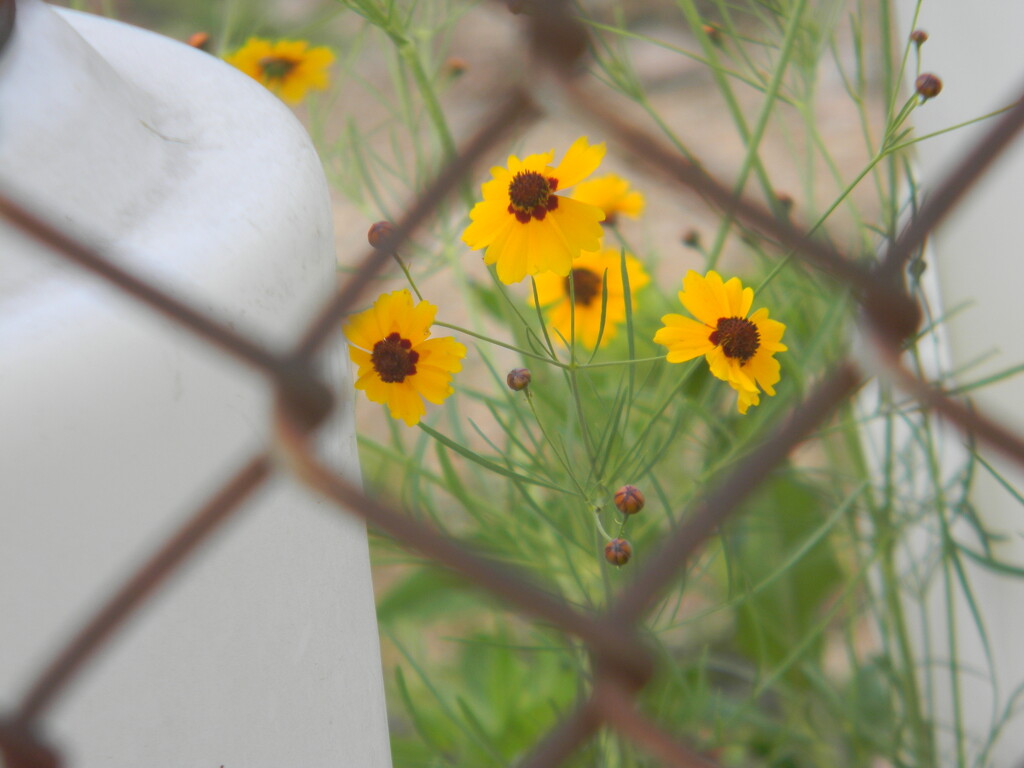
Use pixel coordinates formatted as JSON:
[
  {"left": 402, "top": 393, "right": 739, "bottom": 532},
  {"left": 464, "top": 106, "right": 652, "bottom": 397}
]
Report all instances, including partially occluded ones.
[
  {"left": 367, "top": 220, "right": 397, "bottom": 250},
  {"left": 604, "top": 538, "right": 633, "bottom": 566},
  {"left": 614, "top": 485, "right": 645, "bottom": 515},
  {"left": 702, "top": 24, "right": 723, "bottom": 46},
  {"left": 910, "top": 29, "right": 928, "bottom": 46},
  {"left": 444, "top": 56, "right": 468, "bottom": 77},
  {"left": 187, "top": 31, "right": 210, "bottom": 51},
  {"left": 915, "top": 73, "right": 942, "bottom": 100},
  {"left": 506, "top": 368, "right": 532, "bottom": 392}
]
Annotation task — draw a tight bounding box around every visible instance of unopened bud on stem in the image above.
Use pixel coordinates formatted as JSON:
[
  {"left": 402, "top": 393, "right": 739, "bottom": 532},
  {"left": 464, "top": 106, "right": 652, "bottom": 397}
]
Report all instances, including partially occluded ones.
[
  {"left": 604, "top": 538, "right": 633, "bottom": 566},
  {"left": 614, "top": 485, "right": 645, "bottom": 516},
  {"left": 507, "top": 368, "right": 532, "bottom": 392},
  {"left": 367, "top": 220, "right": 397, "bottom": 251},
  {"left": 915, "top": 73, "right": 942, "bottom": 100}
]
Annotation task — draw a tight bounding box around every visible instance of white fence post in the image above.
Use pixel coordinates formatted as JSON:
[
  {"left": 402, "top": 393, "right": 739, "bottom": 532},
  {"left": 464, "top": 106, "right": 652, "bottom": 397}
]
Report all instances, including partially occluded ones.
[
  {"left": 891, "top": 2, "right": 1024, "bottom": 764},
  {"left": 0, "top": 1, "right": 392, "bottom": 765}
]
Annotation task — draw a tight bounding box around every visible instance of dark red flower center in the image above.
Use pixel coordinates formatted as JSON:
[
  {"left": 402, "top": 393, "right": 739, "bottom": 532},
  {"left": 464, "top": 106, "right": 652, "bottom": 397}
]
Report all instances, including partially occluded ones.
[
  {"left": 372, "top": 332, "right": 419, "bottom": 383},
  {"left": 565, "top": 268, "right": 602, "bottom": 307},
  {"left": 709, "top": 317, "right": 760, "bottom": 363},
  {"left": 259, "top": 56, "right": 299, "bottom": 79},
  {"left": 508, "top": 171, "right": 560, "bottom": 223}
]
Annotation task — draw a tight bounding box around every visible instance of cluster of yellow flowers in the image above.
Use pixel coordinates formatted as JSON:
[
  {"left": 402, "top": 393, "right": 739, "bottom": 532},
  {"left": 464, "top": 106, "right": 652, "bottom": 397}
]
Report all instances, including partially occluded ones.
[
  {"left": 220, "top": 38, "right": 787, "bottom": 424},
  {"left": 341, "top": 137, "right": 787, "bottom": 425}
]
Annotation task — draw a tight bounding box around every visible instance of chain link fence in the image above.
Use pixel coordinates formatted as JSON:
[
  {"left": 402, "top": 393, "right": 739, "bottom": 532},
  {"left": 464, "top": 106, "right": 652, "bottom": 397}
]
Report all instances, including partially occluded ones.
[{"left": 3, "top": 1, "right": 1024, "bottom": 765}]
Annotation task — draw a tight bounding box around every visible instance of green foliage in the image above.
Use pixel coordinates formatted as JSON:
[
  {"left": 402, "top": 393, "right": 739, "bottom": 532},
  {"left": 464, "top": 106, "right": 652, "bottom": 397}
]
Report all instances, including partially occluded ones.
[{"left": 728, "top": 478, "right": 844, "bottom": 687}]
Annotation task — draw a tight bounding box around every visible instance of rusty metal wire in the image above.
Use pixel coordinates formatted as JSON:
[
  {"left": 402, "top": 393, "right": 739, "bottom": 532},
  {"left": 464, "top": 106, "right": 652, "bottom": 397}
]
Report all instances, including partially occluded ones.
[{"left": 3, "top": 0, "right": 1024, "bottom": 766}]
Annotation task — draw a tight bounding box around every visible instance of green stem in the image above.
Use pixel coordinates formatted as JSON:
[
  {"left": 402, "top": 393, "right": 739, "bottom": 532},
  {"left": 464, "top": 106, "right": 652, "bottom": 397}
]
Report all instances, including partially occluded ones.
[
  {"left": 393, "top": 252, "right": 423, "bottom": 301},
  {"left": 398, "top": 42, "right": 473, "bottom": 207},
  {"left": 525, "top": 390, "right": 589, "bottom": 500},
  {"left": 687, "top": 0, "right": 810, "bottom": 267},
  {"left": 594, "top": 509, "right": 615, "bottom": 542},
  {"left": 565, "top": 360, "right": 598, "bottom": 469},
  {"left": 578, "top": 356, "right": 666, "bottom": 370},
  {"left": 433, "top": 321, "right": 561, "bottom": 366},
  {"left": 887, "top": 102, "right": 1019, "bottom": 152}
]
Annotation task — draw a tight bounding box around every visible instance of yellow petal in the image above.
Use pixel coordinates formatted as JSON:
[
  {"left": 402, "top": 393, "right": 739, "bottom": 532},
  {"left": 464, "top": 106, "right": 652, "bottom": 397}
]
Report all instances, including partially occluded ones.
[
  {"left": 480, "top": 221, "right": 517, "bottom": 271},
  {"left": 575, "top": 302, "right": 611, "bottom": 348},
  {"left": 706, "top": 346, "right": 753, "bottom": 391},
  {"left": 570, "top": 174, "right": 646, "bottom": 219},
  {"left": 721, "top": 275, "right": 754, "bottom": 318},
  {"left": 746, "top": 352, "right": 781, "bottom": 397},
  {"left": 532, "top": 271, "right": 567, "bottom": 307},
  {"left": 509, "top": 151, "right": 554, "bottom": 175},
  {"left": 348, "top": 345, "right": 372, "bottom": 372},
  {"left": 494, "top": 220, "right": 530, "bottom": 284},
  {"left": 463, "top": 201, "right": 513, "bottom": 249},
  {"left": 544, "top": 299, "right": 574, "bottom": 344},
  {"left": 272, "top": 40, "right": 309, "bottom": 58},
  {"left": 528, "top": 218, "right": 574, "bottom": 277},
  {"left": 343, "top": 289, "right": 436, "bottom": 353},
  {"left": 374, "top": 290, "right": 415, "bottom": 334},
  {"left": 386, "top": 382, "right": 426, "bottom": 427},
  {"left": 655, "top": 315, "right": 714, "bottom": 362},
  {"left": 343, "top": 309, "right": 382, "bottom": 351},
  {"left": 680, "top": 270, "right": 725, "bottom": 326},
  {"left": 569, "top": 175, "right": 624, "bottom": 212},
  {"left": 276, "top": 78, "right": 309, "bottom": 105},
  {"left": 522, "top": 223, "right": 557, "bottom": 281},
  {"left": 554, "top": 137, "right": 606, "bottom": 189},
  {"left": 410, "top": 363, "right": 458, "bottom": 403},
  {"left": 356, "top": 367, "right": 390, "bottom": 400},
  {"left": 549, "top": 197, "right": 605, "bottom": 257},
  {"left": 416, "top": 337, "right": 467, "bottom": 372},
  {"left": 479, "top": 171, "right": 510, "bottom": 203},
  {"left": 734, "top": 383, "right": 760, "bottom": 414},
  {"left": 302, "top": 46, "right": 336, "bottom": 68},
  {"left": 618, "top": 190, "right": 646, "bottom": 218},
  {"left": 750, "top": 308, "right": 788, "bottom": 352}
]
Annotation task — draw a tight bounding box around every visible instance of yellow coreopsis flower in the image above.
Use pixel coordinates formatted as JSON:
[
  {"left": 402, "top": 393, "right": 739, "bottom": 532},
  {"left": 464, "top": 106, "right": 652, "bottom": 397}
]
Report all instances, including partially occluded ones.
[
  {"left": 654, "top": 270, "right": 787, "bottom": 414},
  {"left": 225, "top": 38, "right": 334, "bottom": 105},
  {"left": 532, "top": 246, "right": 650, "bottom": 348},
  {"left": 343, "top": 290, "right": 466, "bottom": 426},
  {"left": 570, "top": 173, "right": 646, "bottom": 224},
  {"left": 462, "top": 137, "right": 607, "bottom": 285}
]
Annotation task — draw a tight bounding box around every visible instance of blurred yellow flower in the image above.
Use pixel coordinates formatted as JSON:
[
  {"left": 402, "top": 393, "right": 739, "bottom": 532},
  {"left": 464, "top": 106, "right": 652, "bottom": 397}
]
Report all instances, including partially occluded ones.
[
  {"left": 225, "top": 38, "right": 334, "bottom": 105},
  {"left": 654, "top": 270, "right": 787, "bottom": 414},
  {"left": 462, "top": 137, "right": 606, "bottom": 285},
  {"left": 343, "top": 290, "right": 466, "bottom": 426},
  {"left": 570, "top": 173, "right": 646, "bottom": 223},
  {"left": 532, "top": 246, "right": 649, "bottom": 348}
]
